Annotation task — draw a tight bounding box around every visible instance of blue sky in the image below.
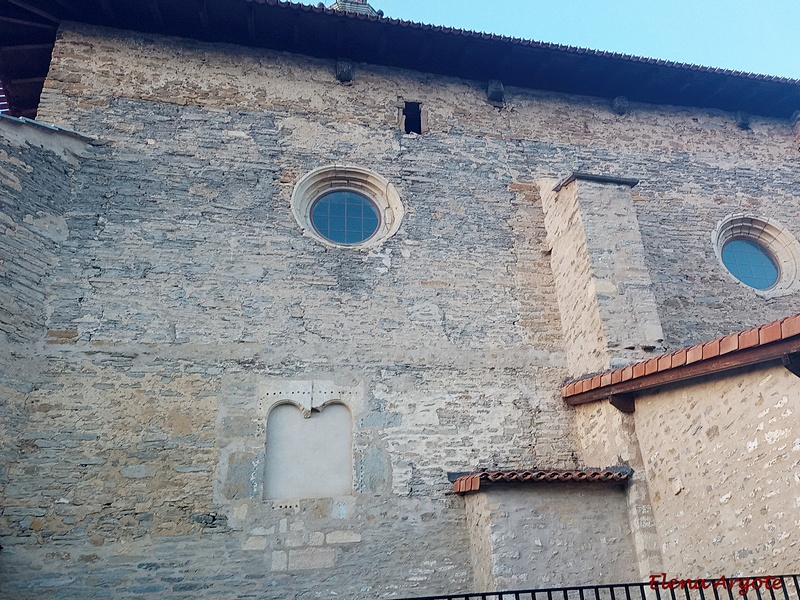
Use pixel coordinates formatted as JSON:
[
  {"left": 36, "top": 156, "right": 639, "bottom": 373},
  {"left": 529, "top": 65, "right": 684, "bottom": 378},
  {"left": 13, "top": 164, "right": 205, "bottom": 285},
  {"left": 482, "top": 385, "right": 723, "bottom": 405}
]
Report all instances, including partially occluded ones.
[{"left": 328, "top": 0, "right": 800, "bottom": 79}]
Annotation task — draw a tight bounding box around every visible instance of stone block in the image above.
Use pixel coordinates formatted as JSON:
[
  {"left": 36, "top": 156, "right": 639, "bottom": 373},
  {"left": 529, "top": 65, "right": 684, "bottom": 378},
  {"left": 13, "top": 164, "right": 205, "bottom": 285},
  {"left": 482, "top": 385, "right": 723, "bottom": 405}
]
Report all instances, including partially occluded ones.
[
  {"left": 243, "top": 536, "right": 268, "bottom": 550},
  {"left": 121, "top": 465, "right": 157, "bottom": 479},
  {"left": 270, "top": 550, "right": 288, "bottom": 571},
  {"left": 288, "top": 548, "right": 336, "bottom": 570},
  {"left": 325, "top": 530, "right": 362, "bottom": 544}
]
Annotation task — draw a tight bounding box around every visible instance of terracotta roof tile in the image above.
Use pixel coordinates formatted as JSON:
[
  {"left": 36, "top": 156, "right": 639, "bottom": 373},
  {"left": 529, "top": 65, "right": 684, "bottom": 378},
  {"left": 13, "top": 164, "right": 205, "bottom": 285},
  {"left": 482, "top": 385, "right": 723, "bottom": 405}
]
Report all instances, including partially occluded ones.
[
  {"left": 760, "top": 321, "right": 781, "bottom": 344},
  {"left": 644, "top": 358, "right": 658, "bottom": 375},
  {"left": 452, "top": 467, "right": 633, "bottom": 494},
  {"left": 783, "top": 315, "right": 800, "bottom": 339},
  {"left": 686, "top": 344, "right": 703, "bottom": 364},
  {"left": 702, "top": 339, "right": 720, "bottom": 360},
  {"left": 621, "top": 365, "right": 633, "bottom": 382},
  {"left": 719, "top": 333, "right": 739, "bottom": 355},
  {"left": 671, "top": 348, "right": 687, "bottom": 368},
  {"left": 562, "top": 312, "right": 800, "bottom": 403},
  {"left": 739, "top": 327, "right": 760, "bottom": 349}
]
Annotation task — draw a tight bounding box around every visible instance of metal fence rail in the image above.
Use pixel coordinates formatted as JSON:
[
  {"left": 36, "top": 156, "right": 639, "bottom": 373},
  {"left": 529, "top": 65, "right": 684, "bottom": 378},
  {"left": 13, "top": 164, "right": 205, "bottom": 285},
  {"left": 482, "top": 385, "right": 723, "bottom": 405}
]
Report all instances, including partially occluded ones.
[{"left": 399, "top": 575, "right": 800, "bottom": 600}]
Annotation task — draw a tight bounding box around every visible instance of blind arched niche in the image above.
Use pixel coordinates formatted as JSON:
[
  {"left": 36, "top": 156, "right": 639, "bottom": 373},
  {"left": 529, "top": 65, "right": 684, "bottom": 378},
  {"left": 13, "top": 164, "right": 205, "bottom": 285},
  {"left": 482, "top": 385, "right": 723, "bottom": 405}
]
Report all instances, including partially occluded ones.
[{"left": 264, "top": 402, "right": 353, "bottom": 500}]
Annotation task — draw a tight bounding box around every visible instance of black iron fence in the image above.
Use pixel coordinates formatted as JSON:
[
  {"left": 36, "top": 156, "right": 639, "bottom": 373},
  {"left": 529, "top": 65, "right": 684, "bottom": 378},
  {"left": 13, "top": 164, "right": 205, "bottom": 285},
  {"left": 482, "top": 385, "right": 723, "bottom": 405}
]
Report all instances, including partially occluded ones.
[{"left": 401, "top": 575, "right": 800, "bottom": 600}]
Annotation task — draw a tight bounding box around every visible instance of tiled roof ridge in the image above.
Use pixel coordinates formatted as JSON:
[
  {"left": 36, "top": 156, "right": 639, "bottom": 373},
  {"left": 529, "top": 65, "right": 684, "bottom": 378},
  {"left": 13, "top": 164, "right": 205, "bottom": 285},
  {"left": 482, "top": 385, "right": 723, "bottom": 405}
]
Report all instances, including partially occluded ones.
[
  {"left": 452, "top": 467, "right": 633, "bottom": 493},
  {"left": 563, "top": 313, "right": 800, "bottom": 404},
  {"left": 255, "top": 0, "right": 800, "bottom": 85}
]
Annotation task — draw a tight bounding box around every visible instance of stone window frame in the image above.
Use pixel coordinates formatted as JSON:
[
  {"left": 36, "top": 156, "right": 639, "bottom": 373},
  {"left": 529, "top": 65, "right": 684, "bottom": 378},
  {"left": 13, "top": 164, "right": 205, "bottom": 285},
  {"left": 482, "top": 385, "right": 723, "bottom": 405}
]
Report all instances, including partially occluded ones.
[
  {"left": 264, "top": 401, "right": 354, "bottom": 500},
  {"left": 258, "top": 379, "right": 364, "bottom": 502},
  {"left": 291, "top": 165, "right": 404, "bottom": 249},
  {"left": 399, "top": 100, "right": 427, "bottom": 135},
  {"left": 713, "top": 213, "right": 800, "bottom": 297}
]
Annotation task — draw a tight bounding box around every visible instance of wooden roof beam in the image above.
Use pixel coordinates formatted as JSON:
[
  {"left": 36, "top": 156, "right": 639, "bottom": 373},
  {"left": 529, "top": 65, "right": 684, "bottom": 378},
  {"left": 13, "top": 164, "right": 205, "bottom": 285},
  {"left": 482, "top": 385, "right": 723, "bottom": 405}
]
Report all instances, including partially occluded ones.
[
  {"left": 758, "top": 89, "right": 800, "bottom": 118},
  {"left": 0, "top": 42, "right": 53, "bottom": 51},
  {"left": 246, "top": 4, "right": 255, "bottom": 43},
  {"left": 197, "top": 0, "right": 209, "bottom": 36},
  {"left": 47, "top": 0, "right": 76, "bottom": 17},
  {"left": 335, "top": 20, "right": 352, "bottom": 57},
  {"left": 4, "top": 0, "right": 59, "bottom": 22},
  {"left": 376, "top": 30, "right": 389, "bottom": 60},
  {"left": 6, "top": 75, "right": 46, "bottom": 85},
  {"left": 97, "top": 0, "right": 116, "bottom": 24},
  {"left": 292, "top": 16, "right": 300, "bottom": 48},
  {"left": 149, "top": 0, "right": 164, "bottom": 29},
  {"left": 0, "top": 14, "right": 56, "bottom": 28}
]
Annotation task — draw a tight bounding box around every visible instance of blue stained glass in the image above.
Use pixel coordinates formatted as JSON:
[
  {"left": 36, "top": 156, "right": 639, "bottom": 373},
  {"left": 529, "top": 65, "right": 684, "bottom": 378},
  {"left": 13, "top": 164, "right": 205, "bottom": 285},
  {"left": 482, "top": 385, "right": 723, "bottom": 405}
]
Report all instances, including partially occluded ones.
[
  {"left": 721, "top": 238, "right": 779, "bottom": 290},
  {"left": 310, "top": 190, "right": 380, "bottom": 245}
]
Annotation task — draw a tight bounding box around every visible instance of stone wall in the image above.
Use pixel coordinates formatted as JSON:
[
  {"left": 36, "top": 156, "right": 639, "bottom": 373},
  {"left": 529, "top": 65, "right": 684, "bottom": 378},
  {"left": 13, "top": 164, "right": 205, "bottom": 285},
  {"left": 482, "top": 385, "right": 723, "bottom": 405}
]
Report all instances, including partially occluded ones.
[
  {"left": 0, "top": 119, "right": 87, "bottom": 378},
  {"left": 1, "top": 26, "right": 577, "bottom": 598},
  {"left": 40, "top": 23, "right": 800, "bottom": 346},
  {"left": 2, "top": 19, "right": 800, "bottom": 598},
  {"left": 634, "top": 364, "right": 800, "bottom": 576},
  {"left": 464, "top": 484, "right": 638, "bottom": 591}
]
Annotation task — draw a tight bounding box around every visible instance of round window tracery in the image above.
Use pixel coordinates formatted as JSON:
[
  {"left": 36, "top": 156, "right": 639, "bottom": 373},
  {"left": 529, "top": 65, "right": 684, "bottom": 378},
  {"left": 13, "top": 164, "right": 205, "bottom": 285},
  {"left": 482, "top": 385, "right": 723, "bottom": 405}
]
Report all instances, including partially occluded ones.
[
  {"left": 713, "top": 214, "right": 800, "bottom": 297},
  {"left": 310, "top": 190, "right": 381, "bottom": 246},
  {"left": 291, "top": 166, "right": 404, "bottom": 249},
  {"left": 720, "top": 238, "right": 779, "bottom": 290}
]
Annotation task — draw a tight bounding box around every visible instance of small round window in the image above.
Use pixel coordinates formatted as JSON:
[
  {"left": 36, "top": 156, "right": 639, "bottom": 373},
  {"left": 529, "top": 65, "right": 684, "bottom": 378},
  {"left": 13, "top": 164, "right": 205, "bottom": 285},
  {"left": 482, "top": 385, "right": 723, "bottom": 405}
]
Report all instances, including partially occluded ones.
[
  {"left": 721, "top": 238, "right": 779, "bottom": 290},
  {"left": 291, "top": 166, "right": 404, "bottom": 249},
  {"left": 310, "top": 190, "right": 380, "bottom": 245},
  {"left": 713, "top": 214, "right": 800, "bottom": 297}
]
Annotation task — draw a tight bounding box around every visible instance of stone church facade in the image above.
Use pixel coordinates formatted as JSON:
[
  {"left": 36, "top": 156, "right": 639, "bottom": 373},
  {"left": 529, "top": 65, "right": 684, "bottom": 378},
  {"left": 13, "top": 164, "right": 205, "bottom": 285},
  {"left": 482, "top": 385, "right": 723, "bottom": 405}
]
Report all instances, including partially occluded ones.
[{"left": 1, "top": 1, "right": 800, "bottom": 598}]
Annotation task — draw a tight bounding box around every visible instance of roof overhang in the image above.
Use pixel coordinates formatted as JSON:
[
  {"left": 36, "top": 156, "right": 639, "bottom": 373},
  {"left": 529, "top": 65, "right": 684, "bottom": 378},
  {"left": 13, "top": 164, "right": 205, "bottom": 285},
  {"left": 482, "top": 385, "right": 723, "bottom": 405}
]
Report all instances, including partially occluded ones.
[
  {"left": 452, "top": 467, "right": 633, "bottom": 494},
  {"left": 563, "top": 314, "right": 800, "bottom": 411},
  {"left": 2, "top": 0, "right": 800, "bottom": 119}
]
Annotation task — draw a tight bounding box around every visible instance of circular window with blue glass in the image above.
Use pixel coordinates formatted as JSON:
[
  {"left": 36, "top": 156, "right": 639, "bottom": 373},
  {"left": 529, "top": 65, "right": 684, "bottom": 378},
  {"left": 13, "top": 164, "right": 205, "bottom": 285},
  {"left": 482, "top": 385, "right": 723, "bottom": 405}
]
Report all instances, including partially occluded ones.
[
  {"left": 721, "top": 238, "right": 779, "bottom": 290},
  {"left": 714, "top": 214, "right": 800, "bottom": 297},
  {"left": 291, "top": 166, "right": 404, "bottom": 249},
  {"left": 310, "top": 190, "right": 381, "bottom": 246}
]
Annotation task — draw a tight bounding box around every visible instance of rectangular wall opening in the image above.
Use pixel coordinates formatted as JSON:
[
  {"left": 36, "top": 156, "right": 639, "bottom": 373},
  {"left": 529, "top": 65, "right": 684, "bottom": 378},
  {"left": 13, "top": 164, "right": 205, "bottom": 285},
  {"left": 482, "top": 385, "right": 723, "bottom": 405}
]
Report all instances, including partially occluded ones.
[{"left": 403, "top": 101, "right": 422, "bottom": 134}]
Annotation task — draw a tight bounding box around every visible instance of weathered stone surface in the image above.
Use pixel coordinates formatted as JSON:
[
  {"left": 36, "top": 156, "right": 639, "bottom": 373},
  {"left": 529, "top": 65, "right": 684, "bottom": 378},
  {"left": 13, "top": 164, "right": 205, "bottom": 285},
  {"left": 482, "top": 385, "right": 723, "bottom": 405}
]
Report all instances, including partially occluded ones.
[
  {"left": 0, "top": 17, "right": 799, "bottom": 600},
  {"left": 466, "top": 484, "right": 638, "bottom": 590},
  {"left": 288, "top": 547, "right": 337, "bottom": 570},
  {"left": 634, "top": 365, "right": 800, "bottom": 575},
  {"left": 325, "top": 530, "right": 362, "bottom": 544},
  {"left": 120, "top": 465, "right": 156, "bottom": 479}
]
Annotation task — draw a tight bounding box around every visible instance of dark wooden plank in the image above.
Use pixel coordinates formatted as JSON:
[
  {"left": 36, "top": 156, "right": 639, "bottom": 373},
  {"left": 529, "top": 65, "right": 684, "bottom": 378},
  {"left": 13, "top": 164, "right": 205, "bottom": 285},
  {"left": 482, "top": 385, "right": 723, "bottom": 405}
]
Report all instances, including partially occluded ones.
[
  {"left": 0, "top": 42, "right": 52, "bottom": 51},
  {"left": 96, "top": 0, "right": 115, "bottom": 23},
  {"left": 4, "top": 0, "right": 59, "bottom": 22},
  {"left": 609, "top": 394, "right": 635, "bottom": 413},
  {"left": 246, "top": 4, "right": 254, "bottom": 42},
  {"left": 149, "top": 0, "right": 163, "bottom": 29},
  {"left": 197, "top": 0, "right": 209, "bottom": 35},
  {"left": 6, "top": 75, "right": 46, "bottom": 84},
  {"left": 783, "top": 352, "right": 800, "bottom": 378},
  {"left": 47, "top": 0, "right": 76, "bottom": 16},
  {"left": 0, "top": 14, "right": 55, "bottom": 28}
]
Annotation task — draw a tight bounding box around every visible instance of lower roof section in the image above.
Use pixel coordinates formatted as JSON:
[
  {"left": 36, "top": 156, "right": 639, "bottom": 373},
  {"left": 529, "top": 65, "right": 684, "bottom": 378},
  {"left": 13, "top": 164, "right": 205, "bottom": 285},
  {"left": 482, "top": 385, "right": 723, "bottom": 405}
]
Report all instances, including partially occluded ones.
[
  {"left": 563, "top": 313, "right": 800, "bottom": 408},
  {"left": 452, "top": 467, "right": 633, "bottom": 494}
]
